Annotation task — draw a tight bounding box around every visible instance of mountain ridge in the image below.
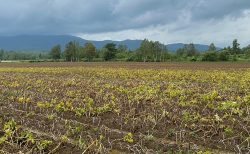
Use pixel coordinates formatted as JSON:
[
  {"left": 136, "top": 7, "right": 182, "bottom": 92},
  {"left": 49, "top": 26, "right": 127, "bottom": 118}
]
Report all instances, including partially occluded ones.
[{"left": 0, "top": 35, "right": 220, "bottom": 52}]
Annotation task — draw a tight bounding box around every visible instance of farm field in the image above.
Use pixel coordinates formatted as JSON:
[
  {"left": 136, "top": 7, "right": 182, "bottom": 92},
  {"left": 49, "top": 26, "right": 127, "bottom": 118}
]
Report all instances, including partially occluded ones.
[{"left": 0, "top": 62, "right": 250, "bottom": 153}]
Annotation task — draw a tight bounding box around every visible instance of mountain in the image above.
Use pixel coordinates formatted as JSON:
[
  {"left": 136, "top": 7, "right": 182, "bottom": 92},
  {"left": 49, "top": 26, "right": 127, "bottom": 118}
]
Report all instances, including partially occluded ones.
[
  {"left": 0, "top": 35, "right": 85, "bottom": 51},
  {"left": 0, "top": 35, "right": 219, "bottom": 52},
  {"left": 0, "top": 35, "right": 142, "bottom": 51}
]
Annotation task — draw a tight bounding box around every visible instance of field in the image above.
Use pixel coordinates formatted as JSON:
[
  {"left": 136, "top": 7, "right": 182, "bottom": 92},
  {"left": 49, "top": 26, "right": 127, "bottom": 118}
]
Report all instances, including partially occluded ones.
[{"left": 0, "top": 62, "right": 250, "bottom": 154}]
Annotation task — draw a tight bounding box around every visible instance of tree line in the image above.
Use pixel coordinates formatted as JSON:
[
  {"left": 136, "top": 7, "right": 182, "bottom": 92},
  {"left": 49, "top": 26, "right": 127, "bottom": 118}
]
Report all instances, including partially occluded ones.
[
  {"left": 49, "top": 39, "right": 250, "bottom": 62},
  {"left": 1, "top": 39, "right": 250, "bottom": 62},
  {"left": 201, "top": 39, "right": 250, "bottom": 61},
  {"left": 0, "top": 49, "right": 48, "bottom": 61}
]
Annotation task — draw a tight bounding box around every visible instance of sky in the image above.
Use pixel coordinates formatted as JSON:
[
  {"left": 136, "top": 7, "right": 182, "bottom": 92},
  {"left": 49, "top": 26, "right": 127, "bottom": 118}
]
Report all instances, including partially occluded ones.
[{"left": 0, "top": 0, "right": 250, "bottom": 47}]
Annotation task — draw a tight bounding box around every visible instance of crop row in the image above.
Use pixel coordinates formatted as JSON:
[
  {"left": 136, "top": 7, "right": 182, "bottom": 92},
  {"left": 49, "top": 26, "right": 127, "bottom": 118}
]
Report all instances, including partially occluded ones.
[{"left": 0, "top": 67, "right": 250, "bottom": 153}]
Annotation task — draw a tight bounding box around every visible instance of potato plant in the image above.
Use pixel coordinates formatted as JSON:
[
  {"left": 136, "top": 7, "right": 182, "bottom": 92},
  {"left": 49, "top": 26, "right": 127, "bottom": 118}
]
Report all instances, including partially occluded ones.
[{"left": 0, "top": 62, "right": 250, "bottom": 153}]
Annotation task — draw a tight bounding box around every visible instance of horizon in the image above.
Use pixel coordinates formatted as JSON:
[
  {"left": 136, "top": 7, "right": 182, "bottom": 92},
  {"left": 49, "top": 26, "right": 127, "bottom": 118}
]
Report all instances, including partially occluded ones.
[
  {"left": 0, "top": 34, "right": 227, "bottom": 49},
  {"left": 0, "top": 34, "right": 242, "bottom": 48}
]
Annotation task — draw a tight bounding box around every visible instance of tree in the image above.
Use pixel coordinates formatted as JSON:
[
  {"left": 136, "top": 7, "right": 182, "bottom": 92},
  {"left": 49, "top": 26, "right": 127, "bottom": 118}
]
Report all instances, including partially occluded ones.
[
  {"left": 64, "top": 41, "right": 80, "bottom": 62},
  {"left": 103, "top": 43, "right": 117, "bottom": 61},
  {"left": 117, "top": 44, "right": 128, "bottom": 53},
  {"left": 84, "top": 42, "right": 96, "bottom": 61},
  {"left": 226, "top": 46, "right": 232, "bottom": 53},
  {"left": 0, "top": 49, "right": 4, "bottom": 60},
  {"left": 218, "top": 50, "right": 230, "bottom": 61},
  {"left": 246, "top": 49, "right": 250, "bottom": 58},
  {"left": 50, "top": 45, "right": 61, "bottom": 60},
  {"left": 232, "top": 39, "right": 241, "bottom": 54},
  {"left": 137, "top": 39, "right": 168, "bottom": 62},
  {"left": 202, "top": 51, "right": 218, "bottom": 61},
  {"left": 152, "top": 41, "right": 166, "bottom": 62},
  {"left": 116, "top": 52, "right": 128, "bottom": 60},
  {"left": 139, "top": 39, "right": 152, "bottom": 62},
  {"left": 208, "top": 43, "right": 216, "bottom": 51},
  {"left": 64, "top": 41, "right": 74, "bottom": 61},
  {"left": 243, "top": 45, "right": 250, "bottom": 58},
  {"left": 176, "top": 48, "right": 185, "bottom": 56},
  {"left": 39, "top": 53, "right": 42, "bottom": 59},
  {"left": 185, "top": 43, "right": 197, "bottom": 57},
  {"left": 75, "top": 43, "right": 82, "bottom": 61}
]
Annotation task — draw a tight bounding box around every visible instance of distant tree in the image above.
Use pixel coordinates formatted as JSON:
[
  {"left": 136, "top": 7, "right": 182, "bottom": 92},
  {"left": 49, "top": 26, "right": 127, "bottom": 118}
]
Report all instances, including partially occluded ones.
[
  {"left": 39, "top": 53, "right": 42, "bottom": 59},
  {"left": 218, "top": 50, "right": 230, "bottom": 61},
  {"left": 139, "top": 39, "right": 152, "bottom": 62},
  {"left": 232, "top": 39, "right": 241, "bottom": 54},
  {"left": 103, "top": 43, "right": 117, "bottom": 61},
  {"left": 84, "top": 42, "right": 96, "bottom": 61},
  {"left": 202, "top": 51, "right": 218, "bottom": 61},
  {"left": 161, "top": 51, "right": 171, "bottom": 62},
  {"left": 105, "top": 43, "right": 117, "bottom": 53},
  {"left": 246, "top": 50, "right": 250, "bottom": 58},
  {"left": 0, "top": 49, "right": 4, "bottom": 60},
  {"left": 76, "top": 43, "right": 82, "bottom": 61},
  {"left": 117, "top": 44, "right": 128, "bottom": 53},
  {"left": 50, "top": 45, "right": 61, "bottom": 60},
  {"left": 126, "top": 52, "right": 137, "bottom": 61},
  {"left": 96, "top": 48, "right": 106, "bottom": 60},
  {"left": 242, "top": 44, "right": 250, "bottom": 58},
  {"left": 242, "top": 45, "right": 250, "bottom": 58},
  {"left": 138, "top": 39, "right": 168, "bottom": 62},
  {"left": 64, "top": 41, "right": 80, "bottom": 62},
  {"left": 208, "top": 43, "right": 216, "bottom": 51},
  {"left": 226, "top": 46, "right": 231, "bottom": 52},
  {"left": 115, "top": 44, "right": 129, "bottom": 60},
  {"left": 152, "top": 41, "right": 166, "bottom": 62},
  {"left": 185, "top": 43, "right": 197, "bottom": 57},
  {"left": 176, "top": 48, "right": 185, "bottom": 56},
  {"left": 116, "top": 52, "right": 128, "bottom": 60},
  {"left": 64, "top": 42, "right": 74, "bottom": 61}
]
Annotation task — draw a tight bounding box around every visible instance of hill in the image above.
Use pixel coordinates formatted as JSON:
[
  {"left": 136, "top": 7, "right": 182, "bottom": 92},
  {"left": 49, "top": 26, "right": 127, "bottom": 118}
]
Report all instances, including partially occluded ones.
[{"left": 0, "top": 35, "right": 219, "bottom": 52}]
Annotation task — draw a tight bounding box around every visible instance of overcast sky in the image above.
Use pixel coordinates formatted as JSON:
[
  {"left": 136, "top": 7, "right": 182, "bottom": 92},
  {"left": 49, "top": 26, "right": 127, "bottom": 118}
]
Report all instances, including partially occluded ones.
[{"left": 0, "top": 0, "right": 250, "bottom": 47}]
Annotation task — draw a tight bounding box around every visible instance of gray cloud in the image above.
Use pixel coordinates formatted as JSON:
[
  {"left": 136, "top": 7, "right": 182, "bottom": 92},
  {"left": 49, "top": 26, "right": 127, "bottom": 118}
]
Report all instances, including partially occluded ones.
[{"left": 0, "top": 0, "right": 250, "bottom": 46}]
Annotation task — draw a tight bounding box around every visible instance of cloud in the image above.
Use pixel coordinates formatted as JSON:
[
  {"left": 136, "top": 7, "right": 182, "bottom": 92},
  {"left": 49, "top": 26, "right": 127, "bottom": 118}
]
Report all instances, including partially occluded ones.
[
  {"left": 0, "top": 0, "right": 250, "bottom": 46},
  {"left": 79, "top": 10, "right": 250, "bottom": 47}
]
